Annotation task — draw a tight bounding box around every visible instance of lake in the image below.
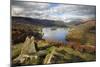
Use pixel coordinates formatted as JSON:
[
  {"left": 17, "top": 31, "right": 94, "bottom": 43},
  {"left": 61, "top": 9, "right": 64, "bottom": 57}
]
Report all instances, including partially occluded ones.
[{"left": 42, "top": 27, "right": 68, "bottom": 44}]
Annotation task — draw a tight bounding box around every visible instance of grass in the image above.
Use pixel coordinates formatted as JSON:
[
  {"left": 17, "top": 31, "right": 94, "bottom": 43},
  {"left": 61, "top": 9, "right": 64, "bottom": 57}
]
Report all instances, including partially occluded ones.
[
  {"left": 12, "top": 20, "right": 96, "bottom": 65},
  {"left": 67, "top": 20, "right": 96, "bottom": 46},
  {"left": 12, "top": 37, "right": 96, "bottom": 65},
  {"left": 12, "top": 43, "right": 23, "bottom": 59},
  {"left": 56, "top": 46, "right": 95, "bottom": 61}
]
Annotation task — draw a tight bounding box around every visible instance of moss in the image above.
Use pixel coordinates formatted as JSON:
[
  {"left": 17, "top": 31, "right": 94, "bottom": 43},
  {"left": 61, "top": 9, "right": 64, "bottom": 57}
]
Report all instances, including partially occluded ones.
[
  {"left": 58, "top": 46, "right": 95, "bottom": 62},
  {"left": 12, "top": 43, "right": 23, "bottom": 59}
]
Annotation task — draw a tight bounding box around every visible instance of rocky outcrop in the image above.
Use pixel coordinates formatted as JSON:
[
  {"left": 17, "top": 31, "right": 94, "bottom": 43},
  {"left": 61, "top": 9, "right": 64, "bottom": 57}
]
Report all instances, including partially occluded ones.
[{"left": 13, "top": 36, "right": 38, "bottom": 65}]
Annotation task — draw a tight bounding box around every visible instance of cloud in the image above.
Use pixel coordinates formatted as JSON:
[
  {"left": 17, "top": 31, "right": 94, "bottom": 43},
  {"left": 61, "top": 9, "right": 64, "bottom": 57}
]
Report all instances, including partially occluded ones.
[
  {"left": 11, "top": 1, "right": 96, "bottom": 21},
  {"left": 11, "top": 6, "right": 24, "bottom": 16}
]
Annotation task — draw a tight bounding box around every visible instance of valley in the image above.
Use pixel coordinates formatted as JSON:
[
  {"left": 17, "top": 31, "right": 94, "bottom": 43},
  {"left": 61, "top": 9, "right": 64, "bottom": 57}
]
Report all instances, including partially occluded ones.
[{"left": 11, "top": 16, "right": 96, "bottom": 66}]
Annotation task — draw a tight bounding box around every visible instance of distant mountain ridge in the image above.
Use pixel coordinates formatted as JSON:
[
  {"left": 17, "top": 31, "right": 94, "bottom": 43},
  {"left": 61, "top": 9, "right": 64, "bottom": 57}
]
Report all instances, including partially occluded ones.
[{"left": 12, "top": 16, "right": 67, "bottom": 27}]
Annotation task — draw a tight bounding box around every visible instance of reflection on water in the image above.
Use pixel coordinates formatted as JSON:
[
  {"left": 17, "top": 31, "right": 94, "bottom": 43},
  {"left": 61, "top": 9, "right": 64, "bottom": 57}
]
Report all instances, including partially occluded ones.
[{"left": 42, "top": 28, "right": 68, "bottom": 43}]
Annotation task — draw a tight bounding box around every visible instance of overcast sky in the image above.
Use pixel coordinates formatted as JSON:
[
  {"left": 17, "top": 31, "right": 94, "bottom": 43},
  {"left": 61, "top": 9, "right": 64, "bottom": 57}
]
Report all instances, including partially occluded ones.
[{"left": 11, "top": 1, "right": 96, "bottom": 22}]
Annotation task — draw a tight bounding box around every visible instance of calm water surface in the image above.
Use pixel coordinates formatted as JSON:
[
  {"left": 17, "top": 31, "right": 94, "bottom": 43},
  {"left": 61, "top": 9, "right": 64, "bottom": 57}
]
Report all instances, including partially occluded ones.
[{"left": 42, "top": 28, "right": 69, "bottom": 43}]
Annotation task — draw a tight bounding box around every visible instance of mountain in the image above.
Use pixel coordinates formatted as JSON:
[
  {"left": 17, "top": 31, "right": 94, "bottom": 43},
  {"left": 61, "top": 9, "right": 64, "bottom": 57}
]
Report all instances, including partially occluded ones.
[
  {"left": 12, "top": 16, "right": 67, "bottom": 27},
  {"left": 66, "top": 18, "right": 96, "bottom": 26}
]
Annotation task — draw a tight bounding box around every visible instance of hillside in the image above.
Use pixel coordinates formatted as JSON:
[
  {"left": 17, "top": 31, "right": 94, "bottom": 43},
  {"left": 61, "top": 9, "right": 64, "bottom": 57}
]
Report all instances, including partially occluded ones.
[
  {"left": 12, "top": 16, "right": 67, "bottom": 27},
  {"left": 12, "top": 18, "right": 96, "bottom": 66},
  {"left": 66, "top": 20, "right": 96, "bottom": 53}
]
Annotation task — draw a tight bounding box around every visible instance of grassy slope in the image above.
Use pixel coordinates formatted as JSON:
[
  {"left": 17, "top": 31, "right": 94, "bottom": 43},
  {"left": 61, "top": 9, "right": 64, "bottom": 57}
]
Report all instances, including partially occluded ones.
[
  {"left": 67, "top": 20, "right": 96, "bottom": 46},
  {"left": 12, "top": 20, "right": 96, "bottom": 65}
]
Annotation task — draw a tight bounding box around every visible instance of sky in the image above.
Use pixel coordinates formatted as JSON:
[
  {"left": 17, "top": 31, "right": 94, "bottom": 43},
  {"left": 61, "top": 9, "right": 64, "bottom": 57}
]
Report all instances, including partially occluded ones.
[{"left": 11, "top": 1, "right": 96, "bottom": 22}]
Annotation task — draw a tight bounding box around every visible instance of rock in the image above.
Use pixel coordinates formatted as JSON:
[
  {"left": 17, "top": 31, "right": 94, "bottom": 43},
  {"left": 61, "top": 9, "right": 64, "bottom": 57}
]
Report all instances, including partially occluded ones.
[
  {"left": 13, "top": 54, "right": 38, "bottom": 65},
  {"left": 37, "top": 50, "right": 47, "bottom": 56},
  {"left": 21, "top": 36, "right": 37, "bottom": 55},
  {"left": 43, "top": 47, "right": 56, "bottom": 64},
  {"left": 13, "top": 36, "right": 38, "bottom": 65}
]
